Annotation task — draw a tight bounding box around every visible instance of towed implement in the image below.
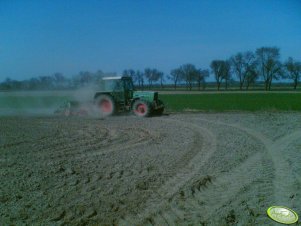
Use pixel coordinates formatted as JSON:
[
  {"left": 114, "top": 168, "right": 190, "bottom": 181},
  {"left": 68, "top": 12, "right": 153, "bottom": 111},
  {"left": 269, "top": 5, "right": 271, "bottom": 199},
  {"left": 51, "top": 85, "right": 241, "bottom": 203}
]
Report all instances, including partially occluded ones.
[{"left": 55, "top": 76, "right": 164, "bottom": 117}]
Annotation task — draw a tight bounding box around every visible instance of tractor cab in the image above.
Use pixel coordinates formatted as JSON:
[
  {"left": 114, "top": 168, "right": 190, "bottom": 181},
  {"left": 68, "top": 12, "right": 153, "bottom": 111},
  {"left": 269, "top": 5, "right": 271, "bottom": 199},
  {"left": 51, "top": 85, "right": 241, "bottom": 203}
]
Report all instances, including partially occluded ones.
[
  {"left": 121, "top": 77, "right": 135, "bottom": 103},
  {"left": 99, "top": 76, "right": 134, "bottom": 106},
  {"left": 100, "top": 76, "right": 133, "bottom": 91}
]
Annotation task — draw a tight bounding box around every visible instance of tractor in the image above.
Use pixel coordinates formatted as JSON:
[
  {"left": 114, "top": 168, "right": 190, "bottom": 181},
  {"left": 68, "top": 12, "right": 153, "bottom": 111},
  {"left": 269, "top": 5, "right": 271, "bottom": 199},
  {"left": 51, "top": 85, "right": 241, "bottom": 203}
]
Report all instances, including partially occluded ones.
[
  {"left": 95, "top": 76, "right": 164, "bottom": 117},
  {"left": 55, "top": 76, "right": 164, "bottom": 117}
]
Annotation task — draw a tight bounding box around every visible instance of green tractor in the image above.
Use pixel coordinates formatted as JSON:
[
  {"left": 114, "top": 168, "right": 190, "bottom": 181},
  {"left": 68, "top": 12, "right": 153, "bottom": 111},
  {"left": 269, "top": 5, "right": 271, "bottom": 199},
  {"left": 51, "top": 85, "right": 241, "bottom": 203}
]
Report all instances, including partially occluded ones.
[
  {"left": 95, "top": 76, "right": 164, "bottom": 117},
  {"left": 55, "top": 76, "right": 164, "bottom": 117}
]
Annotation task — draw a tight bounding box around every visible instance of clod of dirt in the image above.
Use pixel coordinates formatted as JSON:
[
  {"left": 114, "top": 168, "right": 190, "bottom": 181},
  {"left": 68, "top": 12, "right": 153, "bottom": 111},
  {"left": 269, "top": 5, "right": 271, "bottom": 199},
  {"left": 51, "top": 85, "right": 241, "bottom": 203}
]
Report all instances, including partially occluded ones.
[
  {"left": 84, "top": 208, "right": 97, "bottom": 218},
  {"left": 50, "top": 210, "right": 66, "bottom": 221},
  {"left": 179, "top": 190, "right": 185, "bottom": 198},
  {"left": 0, "top": 195, "right": 9, "bottom": 203},
  {"left": 225, "top": 209, "right": 236, "bottom": 225},
  {"left": 136, "top": 180, "right": 149, "bottom": 190},
  {"left": 70, "top": 179, "right": 79, "bottom": 186},
  {"left": 191, "top": 175, "right": 213, "bottom": 195},
  {"left": 66, "top": 168, "right": 76, "bottom": 175}
]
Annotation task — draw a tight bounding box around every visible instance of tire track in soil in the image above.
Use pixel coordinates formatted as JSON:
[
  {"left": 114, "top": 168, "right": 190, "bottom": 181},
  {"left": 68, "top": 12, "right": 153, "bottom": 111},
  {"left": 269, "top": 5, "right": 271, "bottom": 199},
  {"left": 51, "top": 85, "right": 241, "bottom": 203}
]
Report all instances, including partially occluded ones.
[
  {"left": 180, "top": 117, "right": 301, "bottom": 224},
  {"left": 119, "top": 118, "right": 217, "bottom": 225},
  {"left": 267, "top": 130, "right": 301, "bottom": 209},
  {"left": 43, "top": 116, "right": 299, "bottom": 225},
  {"left": 194, "top": 118, "right": 301, "bottom": 208},
  {"left": 121, "top": 116, "right": 277, "bottom": 225},
  {"left": 76, "top": 127, "right": 159, "bottom": 158},
  {"left": 152, "top": 153, "right": 269, "bottom": 226},
  {"left": 2, "top": 115, "right": 300, "bottom": 225},
  {"left": 33, "top": 126, "right": 156, "bottom": 162}
]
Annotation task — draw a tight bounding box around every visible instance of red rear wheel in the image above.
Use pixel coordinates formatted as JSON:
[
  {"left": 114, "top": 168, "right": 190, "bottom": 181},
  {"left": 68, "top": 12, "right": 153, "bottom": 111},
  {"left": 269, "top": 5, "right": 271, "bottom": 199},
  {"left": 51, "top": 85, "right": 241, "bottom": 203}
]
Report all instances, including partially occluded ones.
[
  {"left": 95, "top": 95, "right": 115, "bottom": 117},
  {"left": 100, "top": 99, "right": 113, "bottom": 113}
]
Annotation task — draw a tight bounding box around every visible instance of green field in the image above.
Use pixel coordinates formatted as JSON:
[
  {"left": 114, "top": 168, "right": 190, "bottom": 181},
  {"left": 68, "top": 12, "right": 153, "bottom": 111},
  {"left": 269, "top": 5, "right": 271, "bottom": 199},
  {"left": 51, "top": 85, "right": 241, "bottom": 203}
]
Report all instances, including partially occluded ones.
[
  {"left": 1, "top": 92, "right": 301, "bottom": 114},
  {"left": 160, "top": 93, "right": 301, "bottom": 112}
]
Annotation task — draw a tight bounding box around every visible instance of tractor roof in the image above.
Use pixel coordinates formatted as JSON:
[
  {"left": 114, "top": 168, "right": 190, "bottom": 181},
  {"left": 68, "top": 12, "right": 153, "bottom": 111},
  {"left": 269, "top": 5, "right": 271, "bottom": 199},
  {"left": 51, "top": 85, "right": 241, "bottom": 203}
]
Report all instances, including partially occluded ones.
[{"left": 102, "top": 76, "right": 130, "bottom": 80}]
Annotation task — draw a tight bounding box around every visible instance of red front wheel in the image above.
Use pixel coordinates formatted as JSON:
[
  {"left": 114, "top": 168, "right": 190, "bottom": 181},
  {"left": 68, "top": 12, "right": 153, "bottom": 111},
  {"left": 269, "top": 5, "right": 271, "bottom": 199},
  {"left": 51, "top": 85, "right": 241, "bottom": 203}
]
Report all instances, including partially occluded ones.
[{"left": 133, "top": 100, "right": 150, "bottom": 117}]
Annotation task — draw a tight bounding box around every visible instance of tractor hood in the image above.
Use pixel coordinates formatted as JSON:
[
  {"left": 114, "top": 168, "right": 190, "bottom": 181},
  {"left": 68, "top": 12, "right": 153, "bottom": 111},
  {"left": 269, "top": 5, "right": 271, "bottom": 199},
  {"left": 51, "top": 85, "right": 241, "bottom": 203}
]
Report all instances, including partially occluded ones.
[{"left": 133, "top": 91, "right": 158, "bottom": 102}]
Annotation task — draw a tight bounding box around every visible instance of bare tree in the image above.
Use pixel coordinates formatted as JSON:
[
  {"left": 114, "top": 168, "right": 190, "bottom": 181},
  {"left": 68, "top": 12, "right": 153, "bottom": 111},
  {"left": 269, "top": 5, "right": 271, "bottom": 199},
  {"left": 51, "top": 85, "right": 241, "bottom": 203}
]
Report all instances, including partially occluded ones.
[
  {"left": 223, "top": 61, "right": 231, "bottom": 90},
  {"left": 123, "top": 69, "right": 137, "bottom": 84},
  {"left": 144, "top": 68, "right": 161, "bottom": 88},
  {"left": 39, "top": 76, "right": 54, "bottom": 89},
  {"left": 94, "top": 70, "right": 104, "bottom": 83},
  {"left": 78, "top": 71, "right": 93, "bottom": 86},
  {"left": 158, "top": 71, "right": 165, "bottom": 88},
  {"left": 284, "top": 57, "right": 301, "bottom": 90},
  {"left": 144, "top": 68, "right": 153, "bottom": 87},
  {"left": 144, "top": 68, "right": 152, "bottom": 88},
  {"left": 136, "top": 70, "right": 144, "bottom": 89},
  {"left": 1, "top": 78, "right": 13, "bottom": 90},
  {"left": 180, "top": 64, "right": 198, "bottom": 90},
  {"left": 256, "top": 47, "right": 282, "bottom": 90},
  {"left": 245, "top": 67, "right": 258, "bottom": 90},
  {"left": 196, "top": 69, "right": 209, "bottom": 90},
  {"left": 230, "top": 53, "right": 244, "bottom": 89},
  {"left": 230, "top": 51, "right": 255, "bottom": 90},
  {"left": 211, "top": 60, "right": 227, "bottom": 90},
  {"left": 169, "top": 68, "right": 183, "bottom": 90},
  {"left": 52, "top": 72, "right": 68, "bottom": 89}
]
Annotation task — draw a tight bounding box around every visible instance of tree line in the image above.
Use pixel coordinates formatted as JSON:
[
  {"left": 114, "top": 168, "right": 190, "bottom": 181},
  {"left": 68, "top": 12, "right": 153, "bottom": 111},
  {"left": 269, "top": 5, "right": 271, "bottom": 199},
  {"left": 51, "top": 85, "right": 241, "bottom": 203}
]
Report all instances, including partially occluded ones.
[
  {"left": 0, "top": 71, "right": 116, "bottom": 91},
  {"left": 123, "top": 47, "right": 301, "bottom": 91},
  {"left": 1, "top": 46, "right": 300, "bottom": 91},
  {"left": 211, "top": 47, "right": 301, "bottom": 91}
]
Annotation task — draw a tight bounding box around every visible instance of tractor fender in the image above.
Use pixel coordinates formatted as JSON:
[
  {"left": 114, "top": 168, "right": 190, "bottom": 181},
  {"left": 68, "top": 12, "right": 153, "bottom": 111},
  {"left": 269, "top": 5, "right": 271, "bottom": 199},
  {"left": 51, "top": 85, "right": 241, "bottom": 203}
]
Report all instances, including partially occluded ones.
[
  {"left": 131, "top": 98, "right": 152, "bottom": 107},
  {"left": 130, "top": 98, "right": 140, "bottom": 109}
]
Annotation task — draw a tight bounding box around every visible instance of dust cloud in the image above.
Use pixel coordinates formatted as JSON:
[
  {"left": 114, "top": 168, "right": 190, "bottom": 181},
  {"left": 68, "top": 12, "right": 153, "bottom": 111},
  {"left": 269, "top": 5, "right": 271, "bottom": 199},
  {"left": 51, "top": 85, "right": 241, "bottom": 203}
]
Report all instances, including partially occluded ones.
[{"left": 0, "top": 86, "right": 100, "bottom": 117}]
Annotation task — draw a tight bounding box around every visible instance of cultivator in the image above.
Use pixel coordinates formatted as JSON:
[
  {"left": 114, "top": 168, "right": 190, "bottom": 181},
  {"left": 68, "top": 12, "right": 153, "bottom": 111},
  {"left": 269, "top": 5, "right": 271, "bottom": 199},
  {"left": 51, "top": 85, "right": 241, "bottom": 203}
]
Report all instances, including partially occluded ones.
[{"left": 54, "top": 101, "right": 92, "bottom": 116}]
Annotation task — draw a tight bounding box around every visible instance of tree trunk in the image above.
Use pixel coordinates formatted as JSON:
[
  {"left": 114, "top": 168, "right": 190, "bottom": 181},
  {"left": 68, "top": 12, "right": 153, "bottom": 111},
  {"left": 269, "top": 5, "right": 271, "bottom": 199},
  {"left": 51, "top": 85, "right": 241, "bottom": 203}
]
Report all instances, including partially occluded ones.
[
  {"left": 239, "top": 75, "right": 243, "bottom": 90},
  {"left": 264, "top": 80, "right": 269, "bottom": 91},
  {"left": 268, "top": 79, "right": 272, "bottom": 90},
  {"left": 246, "top": 82, "right": 250, "bottom": 90},
  {"left": 217, "top": 81, "right": 220, "bottom": 91},
  {"left": 294, "top": 78, "right": 297, "bottom": 90},
  {"left": 239, "top": 82, "right": 243, "bottom": 90}
]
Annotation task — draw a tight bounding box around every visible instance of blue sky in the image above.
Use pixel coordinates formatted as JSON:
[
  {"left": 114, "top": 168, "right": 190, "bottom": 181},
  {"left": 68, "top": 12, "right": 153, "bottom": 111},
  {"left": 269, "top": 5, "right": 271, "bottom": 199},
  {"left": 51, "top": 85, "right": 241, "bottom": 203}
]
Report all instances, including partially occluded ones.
[{"left": 0, "top": 0, "right": 301, "bottom": 81}]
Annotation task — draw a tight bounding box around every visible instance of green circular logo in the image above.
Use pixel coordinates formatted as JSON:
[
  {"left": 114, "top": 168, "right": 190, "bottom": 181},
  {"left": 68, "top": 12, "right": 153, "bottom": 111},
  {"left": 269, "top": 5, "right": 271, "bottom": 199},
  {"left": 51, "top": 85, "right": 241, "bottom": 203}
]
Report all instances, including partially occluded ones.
[{"left": 267, "top": 206, "right": 298, "bottom": 224}]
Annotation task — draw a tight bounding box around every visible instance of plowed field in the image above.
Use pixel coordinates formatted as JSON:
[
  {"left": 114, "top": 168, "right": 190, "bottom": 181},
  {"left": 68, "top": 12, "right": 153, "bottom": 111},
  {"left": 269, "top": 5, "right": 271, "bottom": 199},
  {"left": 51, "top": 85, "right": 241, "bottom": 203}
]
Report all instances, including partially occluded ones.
[{"left": 1, "top": 113, "right": 300, "bottom": 225}]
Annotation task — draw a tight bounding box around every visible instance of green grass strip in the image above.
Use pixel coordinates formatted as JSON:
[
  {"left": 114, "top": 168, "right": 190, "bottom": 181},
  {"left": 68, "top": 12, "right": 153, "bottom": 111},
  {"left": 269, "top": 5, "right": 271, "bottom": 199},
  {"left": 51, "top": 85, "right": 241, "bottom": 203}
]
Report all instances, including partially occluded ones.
[{"left": 160, "top": 93, "right": 301, "bottom": 112}]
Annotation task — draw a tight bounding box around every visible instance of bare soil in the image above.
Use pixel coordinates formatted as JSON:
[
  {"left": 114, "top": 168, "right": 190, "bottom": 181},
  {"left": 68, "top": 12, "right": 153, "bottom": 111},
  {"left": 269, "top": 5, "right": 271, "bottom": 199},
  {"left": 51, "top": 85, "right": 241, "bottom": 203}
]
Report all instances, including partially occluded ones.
[{"left": 0, "top": 112, "right": 300, "bottom": 225}]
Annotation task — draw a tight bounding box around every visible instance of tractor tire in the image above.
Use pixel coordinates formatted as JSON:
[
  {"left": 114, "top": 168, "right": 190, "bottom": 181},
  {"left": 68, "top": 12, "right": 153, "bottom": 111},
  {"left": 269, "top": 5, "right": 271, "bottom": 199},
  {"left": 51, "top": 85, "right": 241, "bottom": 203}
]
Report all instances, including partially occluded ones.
[
  {"left": 154, "top": 107, "right": 164, "bottom": 116},
  {"left": 133, "top": 100, "right": 151, "bottom": 117},
  {"left": 154, "top": 99, "right": 164, "bottom": 115},
  {"left": 95, "top": 94, "right": 115, "bottom": 117}
]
